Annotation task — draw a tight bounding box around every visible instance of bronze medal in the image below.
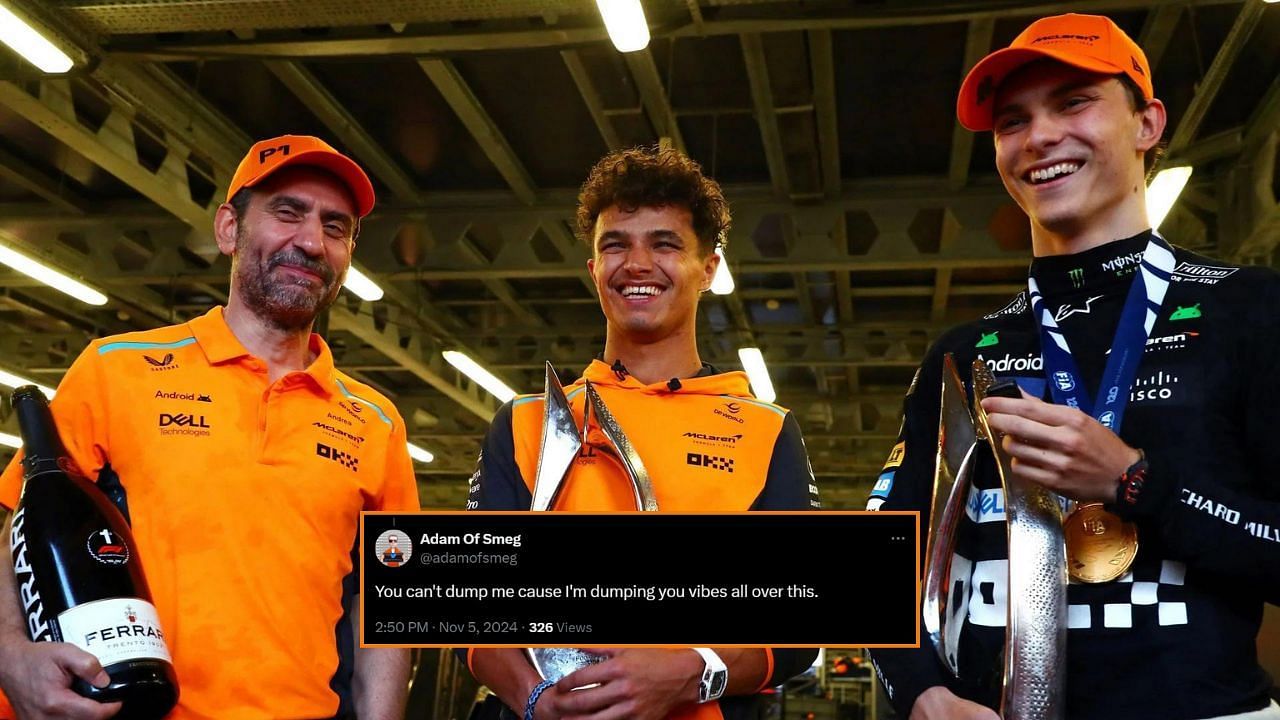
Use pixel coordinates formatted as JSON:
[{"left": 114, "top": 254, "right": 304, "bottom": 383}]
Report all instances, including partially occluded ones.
[{"left": 1064, "top": 503, "right": 1138, "bottom": 583}]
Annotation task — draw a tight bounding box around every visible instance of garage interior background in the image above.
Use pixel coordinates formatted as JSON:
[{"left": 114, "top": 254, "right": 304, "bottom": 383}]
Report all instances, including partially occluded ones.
[{"left": 0, "top": 0, "right": 1275, "bottom": 717}]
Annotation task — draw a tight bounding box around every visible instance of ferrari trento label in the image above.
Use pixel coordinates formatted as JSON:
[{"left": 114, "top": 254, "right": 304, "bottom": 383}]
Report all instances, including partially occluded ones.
[{"left": 58, "top": 597, "right": 172, "bottom": 666}]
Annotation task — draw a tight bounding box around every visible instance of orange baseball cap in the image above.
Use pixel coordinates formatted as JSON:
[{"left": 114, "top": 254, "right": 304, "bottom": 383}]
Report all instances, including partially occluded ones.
[
  {"left": 226, "top": 134, "right": 376, "bottom": 217},
  {"left": 956, "top": 13, "right": 1153, "bottom": 132}
]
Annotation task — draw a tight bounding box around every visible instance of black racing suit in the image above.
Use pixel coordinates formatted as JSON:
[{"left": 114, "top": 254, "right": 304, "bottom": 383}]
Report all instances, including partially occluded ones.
[{"left": 869, "top": 231, "right": 1280, "bottom": 719}]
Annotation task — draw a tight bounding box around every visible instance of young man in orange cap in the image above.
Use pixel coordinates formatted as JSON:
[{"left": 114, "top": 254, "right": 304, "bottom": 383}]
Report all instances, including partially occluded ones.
[
  {"left": 0, "top": 135, "right": 420, "bottom": 719},
  {"left": 464, "top": 145, "right": 821, "bottom": 720},
  {"left": 869, "top": 13, "right": 1280, "bottom": 720}
]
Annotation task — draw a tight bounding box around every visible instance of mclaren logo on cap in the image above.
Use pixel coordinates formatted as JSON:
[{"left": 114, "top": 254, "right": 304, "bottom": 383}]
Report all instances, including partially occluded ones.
[
  {"left": 1031, "top": 33, "right": 1100, "bottom": 44},
  {"left": 1131, "top": 56, "right": 1145, "bottom": 75},
  {"left": 258, "top": 143, "right": 291, "bottom": 165},
  {"left": 977, "top": 75, "right": 994, "bottom": 105}
]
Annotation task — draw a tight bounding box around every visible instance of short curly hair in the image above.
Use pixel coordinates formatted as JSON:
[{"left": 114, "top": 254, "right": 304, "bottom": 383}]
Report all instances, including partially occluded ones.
[{"left": 576, "top": 145, "right": 731, "bottom": 257}]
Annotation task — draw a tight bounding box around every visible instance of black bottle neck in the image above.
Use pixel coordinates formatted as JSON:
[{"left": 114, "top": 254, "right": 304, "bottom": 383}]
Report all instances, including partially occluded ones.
[{"left": 12, "top": 385, "right": 69, "bottom": 473}]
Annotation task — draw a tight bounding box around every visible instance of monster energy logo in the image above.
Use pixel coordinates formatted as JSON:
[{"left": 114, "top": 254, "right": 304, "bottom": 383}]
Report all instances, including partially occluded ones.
[{"left": 1068, "top": 268, "right": 1084, "bottom": 288}]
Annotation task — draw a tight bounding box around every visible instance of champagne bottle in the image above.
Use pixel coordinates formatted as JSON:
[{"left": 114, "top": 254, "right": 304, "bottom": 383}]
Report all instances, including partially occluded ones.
[{"left": 7, "top": 386, "right": 178, "bottom": 719}]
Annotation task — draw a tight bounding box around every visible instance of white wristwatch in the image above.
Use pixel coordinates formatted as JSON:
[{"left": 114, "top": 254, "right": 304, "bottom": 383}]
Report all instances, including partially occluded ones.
[{"left": 692, "top": 647, "right": 728, "bottom": 703}]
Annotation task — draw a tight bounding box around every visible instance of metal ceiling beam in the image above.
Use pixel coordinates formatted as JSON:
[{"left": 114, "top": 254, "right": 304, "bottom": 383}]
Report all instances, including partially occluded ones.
[
  {"left": 561, "top": 50, "right": 622, "bottom": 152},
  {"left": 739, "top": 282, "right": 1022, "bottom": 300},
  {"left": 107, "top": 0, "right": 1242, "bottom": 61},
  {"left": 406, "top": 280, "right": 1023, "bottom": 305},
  {"left": 445, "top": 319, "right": 950, "bottom": 340},
  {"left": 932, "top": 208, "right": 964, "bottom": 321},
  {"left": 1236, "top": 201, "right": 1280, "bottom": 261},
  {"left": 0, "top": 145, "right": 87, "bottom": 214},
  {"left": 741, "top": 33, "right": 791, "bottom": 198},
  {"left": 1241, "top": 73, "right": 1280, "bottom": 159},
  {"left": 625, "top": 49, "right": 685, "bottom": 152},
  {"left": 1167, "top": 126, "right": 1243, "bottom": 167},
  {"left": 1166, "top": 0, "right": 1266, "bottom": 155},
  {"left": 92, "top": 59, "right": 251, "bottom": 165},
  {"left": 414, "top": 56, "right": 573, "bottom": 322},
  {"left": 949, "top": 18, "right": 994, "bottom": 188},
  {"left": 1138, "top": 4, "right": 1183, "bottom": 69},
  {"left": 684, "top": 0, "right": 705, "bottom": 28},
  {"left": 455, "top": 236, "right": 548, "bottom": 328},
  {"left": 807, "top": 30, "right": 841, "bottom": 200},
  {"left": 264, "top": 60, "right": 424, "bottom": 204},
  {"left": 792, "top": 273, "right": 818, "bottom": 324},
  {"left": 353, "top": 197, "right": 1028, "bottom": 279},
  {"left": 0, "top": 224, "right": 181, "bottom": 326},
  {"left": 328, "top": 303, "right": 496, "bottom": 420},
  {"left": 418, "top": 58, "right": 538, "bottom": 205},
  {"left": 0, "top": 178, "right": 1015, "bottom": 220},
  {"left": 0, "top": 79, "right": 217, "bottom": 242},
  {"left": 472, "top": 324, "right": 937, "bottom": 372}
]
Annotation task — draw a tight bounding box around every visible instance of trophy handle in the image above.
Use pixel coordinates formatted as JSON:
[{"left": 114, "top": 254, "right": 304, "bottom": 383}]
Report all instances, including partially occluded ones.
[
  {"left": 524, "top": 373, "right": 650, "bottom": 683},
  {"left": 584, "top": 380, "right": 658, "bottom": 511},
  {"left": 923, "top": 355, "right": 979, "bottom": 676},
  {"left": 972, "top": 360, "right": 1067, "bottom": 720},
  {"left": 532, "top": 362, "right": 582, "bottom": 511}
]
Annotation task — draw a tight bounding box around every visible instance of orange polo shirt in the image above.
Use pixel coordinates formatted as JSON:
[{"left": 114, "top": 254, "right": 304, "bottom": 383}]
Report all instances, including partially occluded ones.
[{"left": 0, "top": 307, "right": 420, "bottom": 719}]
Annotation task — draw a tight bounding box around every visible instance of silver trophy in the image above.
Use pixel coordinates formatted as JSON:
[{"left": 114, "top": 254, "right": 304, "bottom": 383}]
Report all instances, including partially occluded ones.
[
  {"left": 924, "top": 355, "right": 1066, "bottom": 720},
  {"left": 527, "top": 362, "right": 658, "bottom": 682}
]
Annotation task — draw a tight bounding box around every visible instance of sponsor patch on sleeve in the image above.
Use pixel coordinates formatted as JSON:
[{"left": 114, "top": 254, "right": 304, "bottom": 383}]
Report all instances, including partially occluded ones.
[
  {"left": 883, "top": 441, "right": 906, "bottom": 470},
  {"left": 870, "top": 471, "right": 895, "bottom": 499}
]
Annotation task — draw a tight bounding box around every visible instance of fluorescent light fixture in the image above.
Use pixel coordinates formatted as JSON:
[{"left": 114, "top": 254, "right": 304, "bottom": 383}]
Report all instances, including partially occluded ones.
[
  {"left": 406, "top": 442, "right": 434, "bottom": 464},
  {"left": 343, "top": 264, "right": 384, "bottom": 301},
  {"left": 710, "top": 246, "right": 735, "bottom": 295},
  {"left": 737, "top": 347, "right": 776, "bottom": 403},
  {"left": 0, "top": 432, "right": 20, "bottom": 449},
  {"left": 0, "top": 368, "right": 55, "bottom": 399},
  {"left": 0, "top": 5, "right": 73, "bottom": 74},
  {"left": 443, "top": 350, "right": 517, "bottom": 403},
  {"left": 596, "top": 0, "right": 650, "bottom": 53},
  {"left": 1147, "top": 166, "right": 1193, "bottom": 230},
  {"left": 0, "top": 243, "right": 107, "bottom": 306}
]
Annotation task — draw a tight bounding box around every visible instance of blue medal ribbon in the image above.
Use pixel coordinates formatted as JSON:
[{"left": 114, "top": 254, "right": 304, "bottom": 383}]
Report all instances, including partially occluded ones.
[{"left": 1027, "top": 235, "right": 1175, "bottom": 434}]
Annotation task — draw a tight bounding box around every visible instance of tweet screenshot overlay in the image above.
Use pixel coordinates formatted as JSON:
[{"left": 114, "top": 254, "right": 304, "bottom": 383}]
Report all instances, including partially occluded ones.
[{"left": 362, "top": 512, "right": 917, "bottom": 648}]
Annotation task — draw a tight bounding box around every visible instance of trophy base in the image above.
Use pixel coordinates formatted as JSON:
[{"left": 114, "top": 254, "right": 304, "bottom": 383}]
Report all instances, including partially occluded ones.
[{"left": 528, "top": 648, "right": 606, "bottom": 683}]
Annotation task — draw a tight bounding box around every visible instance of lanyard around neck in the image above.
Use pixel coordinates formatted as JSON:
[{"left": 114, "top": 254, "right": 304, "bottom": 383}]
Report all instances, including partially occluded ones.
[{"left": 1026, "top": 235, "right": 1175, "bottom": 433}]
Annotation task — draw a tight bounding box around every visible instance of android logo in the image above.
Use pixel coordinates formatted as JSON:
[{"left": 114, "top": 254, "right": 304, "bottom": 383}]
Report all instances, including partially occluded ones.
[
  {"left": 1170, "top": 304, "right": 1201, "bottom": 321},
  {"left": 975, "top": 332, "right": 999, "bottom": 348}
]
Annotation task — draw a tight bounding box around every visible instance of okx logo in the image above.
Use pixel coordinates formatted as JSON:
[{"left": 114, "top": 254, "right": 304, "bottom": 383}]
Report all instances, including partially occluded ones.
[
  {"left": 686, "top": 452, "right": 733, "bottom": 473},
  {"left": 317, "top": 443, "right": 359, "bottom": 472}
]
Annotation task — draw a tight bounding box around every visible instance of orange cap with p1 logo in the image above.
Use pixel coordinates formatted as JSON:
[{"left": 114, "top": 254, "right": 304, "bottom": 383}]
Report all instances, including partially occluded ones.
[
  {"left": 956, "top": 13, "right": 1153, "bottom": 132},
  {"left": 226, "top": 134, "right": 376, "bottom": 217}
]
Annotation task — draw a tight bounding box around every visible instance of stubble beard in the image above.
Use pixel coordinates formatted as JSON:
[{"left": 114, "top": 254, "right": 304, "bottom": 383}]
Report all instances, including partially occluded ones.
[{"left": 232, "top": 227, "right": 344, "bottom": 333}]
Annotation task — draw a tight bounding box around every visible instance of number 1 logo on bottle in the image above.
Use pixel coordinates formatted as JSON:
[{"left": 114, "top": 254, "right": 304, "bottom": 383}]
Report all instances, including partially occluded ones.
[{"left": 87, "top": 528, "right": 130, "bottom": 565}]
